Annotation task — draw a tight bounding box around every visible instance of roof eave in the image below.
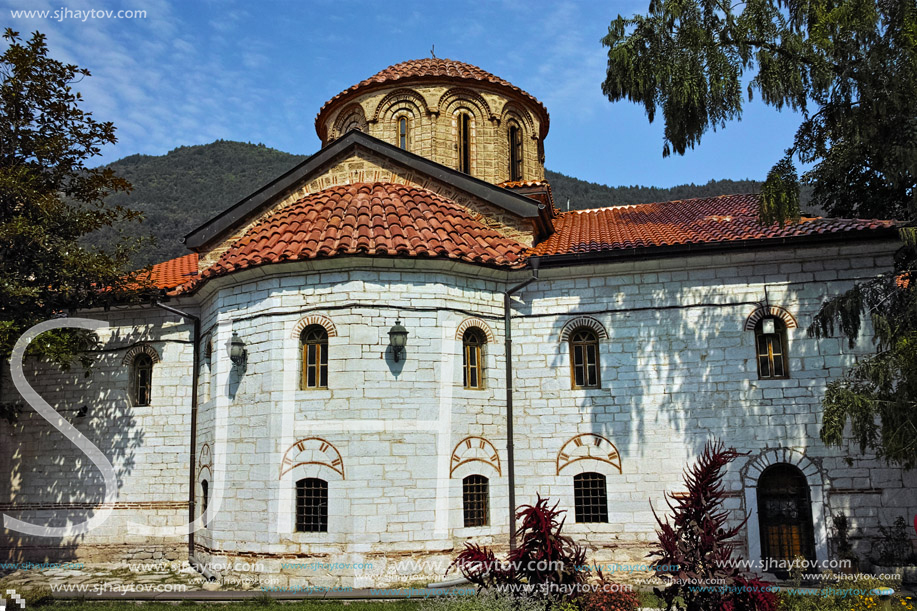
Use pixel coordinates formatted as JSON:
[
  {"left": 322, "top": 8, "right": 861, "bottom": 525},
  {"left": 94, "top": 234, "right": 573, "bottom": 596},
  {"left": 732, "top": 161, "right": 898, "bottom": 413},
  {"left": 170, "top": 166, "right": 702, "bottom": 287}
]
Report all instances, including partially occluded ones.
[{"left": 532, "top": 227, "right": 901, "bottom": 267}]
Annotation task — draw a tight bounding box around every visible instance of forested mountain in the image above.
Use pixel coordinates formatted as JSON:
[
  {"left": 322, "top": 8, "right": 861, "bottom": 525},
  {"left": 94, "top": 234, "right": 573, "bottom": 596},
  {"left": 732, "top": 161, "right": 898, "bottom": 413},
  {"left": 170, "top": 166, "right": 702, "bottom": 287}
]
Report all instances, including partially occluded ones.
[{"left": 94, "top": 140, "right": 788, "bottom": 268}]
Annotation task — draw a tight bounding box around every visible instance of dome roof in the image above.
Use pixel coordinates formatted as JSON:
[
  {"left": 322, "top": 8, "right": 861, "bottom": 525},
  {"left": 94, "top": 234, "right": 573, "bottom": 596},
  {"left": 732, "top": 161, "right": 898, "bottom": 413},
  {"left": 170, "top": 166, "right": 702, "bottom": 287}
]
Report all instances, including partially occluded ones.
[
  {"left": 315, "top": 58, "right": 548, "bottom": 138},
  {"left": 199, "top": 182, "right": 527, "bottom": 281}
]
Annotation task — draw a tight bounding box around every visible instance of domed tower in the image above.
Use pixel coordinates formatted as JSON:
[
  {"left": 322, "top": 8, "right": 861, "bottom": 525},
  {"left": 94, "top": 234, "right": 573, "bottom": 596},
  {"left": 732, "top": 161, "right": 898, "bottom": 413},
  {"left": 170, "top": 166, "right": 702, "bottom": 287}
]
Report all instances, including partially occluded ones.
[{"left": 315, "top": 59, "right": 549, "bottom": 185}]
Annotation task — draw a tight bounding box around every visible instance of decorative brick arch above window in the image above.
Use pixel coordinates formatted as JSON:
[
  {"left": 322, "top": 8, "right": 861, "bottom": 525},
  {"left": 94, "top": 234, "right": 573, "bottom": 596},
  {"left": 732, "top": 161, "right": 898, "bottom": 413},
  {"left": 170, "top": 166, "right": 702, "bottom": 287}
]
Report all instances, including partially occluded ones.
[
  {"left": 121, "top": 344, "right": 161, "bottom": 366},
  {"left": 198, "top": 443, "right": 212, "bottom": 476},
  {"left": 331, "top": 103, "right": 367, "bottom": 139},
  {"left": 454, "top": 318, "right": 495, "bottom": 342},
  {"left": 291, "top": 315, "right": 337, "bottom": 339},
  {"left": 556, "top": 433, "right": 621, "bottom": 475},
  {"left": 450, "top": 436, "right": 501, "bottom": 477},
  {"left": 438, "top": 88, "right": 494, "bottom": 121},
  {"left": 744, "top": 306, "right": 797, "bottom": 331},
  {"left": 371, "top": 88, "right": 433, "bottom": 122},
  {"left": 500, "top": 102, "right": 536, "bottom": 136},
  {"left": 280, "top": 437, "right": 345, "bottom": 480},
  {"left": 559, "top": 316, "right": 608, "bottom": 342}
]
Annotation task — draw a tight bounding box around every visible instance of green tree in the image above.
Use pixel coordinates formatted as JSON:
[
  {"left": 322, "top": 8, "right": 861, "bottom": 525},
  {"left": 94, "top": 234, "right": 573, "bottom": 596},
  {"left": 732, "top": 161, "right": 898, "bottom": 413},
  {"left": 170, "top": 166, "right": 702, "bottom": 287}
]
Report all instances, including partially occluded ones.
[
  {"left": 0, "top": 29, "right": 147, "bottom": 386},
  {"left": 601, "top": 0, "right": 917, "bottom": 467}
]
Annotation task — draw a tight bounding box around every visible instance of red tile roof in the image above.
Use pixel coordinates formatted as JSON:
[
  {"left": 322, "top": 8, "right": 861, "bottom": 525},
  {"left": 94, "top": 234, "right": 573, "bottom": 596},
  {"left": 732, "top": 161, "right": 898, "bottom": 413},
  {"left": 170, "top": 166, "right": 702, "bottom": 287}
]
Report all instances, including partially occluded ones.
[
  {"left": 199, "top": 182, "right": 527, "bottom": 281},
  {"left": 531, "top": 194, "right": 897, "bottom": 257},
  {"left": 143, "top": 253, "right": 199, "bottom": 290},
  {"left": 316, "top": 58, "right": 548, "bottom": 137},
  {"left": 145, "top": 193, "right": 897, "bottom": 293}
]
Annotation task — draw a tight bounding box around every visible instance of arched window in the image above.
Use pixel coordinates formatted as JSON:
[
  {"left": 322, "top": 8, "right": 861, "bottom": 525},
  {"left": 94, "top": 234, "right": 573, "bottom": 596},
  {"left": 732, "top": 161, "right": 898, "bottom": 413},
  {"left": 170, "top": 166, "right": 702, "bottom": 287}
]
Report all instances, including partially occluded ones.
[
  {"left": 569, "top": 328, "right": 600, "bottom": 389},
  {"left": 457, "top": 111, "right": 472, "bottom": 174},
  {"left": 755, "top": 317, "right": 789, "bottom": 379},
  {"left": 757, "top": 464, "right": 815, "bottom": 566},
  {"left": 508, "top": 123, "right": 523, "bottom": 181},
  {"left": 398, "top": 115, "right": 409, "bottom": 150},
  {"left": 462, "top": 475, "right": 489, "bottom": 527},
  {"left": 201, "top": 480, "right": 209, "bottom": 519},
  {"left": 296, "top": 478, "right": 328, "bottom": 533},
  {"left": 462, "top": 328, "right": 486, "bottom": 389},
  {"left": 300, "top": 326, "right": 329, "bottom": 390},
  {"left": 132, "top": 354, "right": 153, "bottom": 406},
  {"left": 573, "top": 472, "right": 608, "bottom": 523}
]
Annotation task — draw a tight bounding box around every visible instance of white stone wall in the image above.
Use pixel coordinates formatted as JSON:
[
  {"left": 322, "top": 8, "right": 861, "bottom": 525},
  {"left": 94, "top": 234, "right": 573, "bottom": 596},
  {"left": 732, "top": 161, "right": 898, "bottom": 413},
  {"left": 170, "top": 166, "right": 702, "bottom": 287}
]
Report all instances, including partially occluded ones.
[
  {"left": 3, "top": 241, "right": 915, "bottom": 584},
  {"left": 0, "top": 307, "right": 195, "bottom": 562}
]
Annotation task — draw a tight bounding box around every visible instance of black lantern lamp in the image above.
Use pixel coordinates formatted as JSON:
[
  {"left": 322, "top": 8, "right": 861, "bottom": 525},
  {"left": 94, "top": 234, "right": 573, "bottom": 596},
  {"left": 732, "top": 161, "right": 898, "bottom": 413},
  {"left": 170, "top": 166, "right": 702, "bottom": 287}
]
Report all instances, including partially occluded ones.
[
  {"left": 388, "top": 319, "right": 409, "bottom": 362},
  {"left": 230, "top": 331, "right": 247, "bottom": 366}
]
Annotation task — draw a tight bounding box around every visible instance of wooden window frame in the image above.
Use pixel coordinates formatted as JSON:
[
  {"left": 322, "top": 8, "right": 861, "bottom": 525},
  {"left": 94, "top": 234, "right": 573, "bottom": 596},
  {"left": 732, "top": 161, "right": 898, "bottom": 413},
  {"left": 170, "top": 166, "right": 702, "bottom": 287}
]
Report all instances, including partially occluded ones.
[
  {"left": 133, "top": 354, "right": 153, "bottom": 406},
  {"left": 573, "top": 472, "right": 608, "bottom": 523},
  {"left": 569, "top": 328, "right": 601, "bottom": 389},
  {"left": 457, "top": 112, "right": 472, "bottom": 174},
  {"left": 755, "top": 318, "right": 789, "bottom": 379},
  {"left": 295, "top": 477, "right": 328, "bottom": 533},
  {"left": 508, "top": 123, "right": 523, "bottom": 181},
  {"left": 462, "top": 474, "right": 489, "bottom": 527},
  {"left": 300, "top": 326, "right": 329, "bottom": 390},
  {"left": 462, "top": 328, "right": 486, "bottom": 390}
]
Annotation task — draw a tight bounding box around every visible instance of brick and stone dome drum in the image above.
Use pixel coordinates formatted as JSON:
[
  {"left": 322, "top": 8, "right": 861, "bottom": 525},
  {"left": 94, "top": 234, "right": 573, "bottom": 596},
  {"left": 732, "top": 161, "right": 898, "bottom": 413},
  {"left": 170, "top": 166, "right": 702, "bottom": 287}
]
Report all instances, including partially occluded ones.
[{"left": 314, "top": 59, "right": 549, "bottom": 185}]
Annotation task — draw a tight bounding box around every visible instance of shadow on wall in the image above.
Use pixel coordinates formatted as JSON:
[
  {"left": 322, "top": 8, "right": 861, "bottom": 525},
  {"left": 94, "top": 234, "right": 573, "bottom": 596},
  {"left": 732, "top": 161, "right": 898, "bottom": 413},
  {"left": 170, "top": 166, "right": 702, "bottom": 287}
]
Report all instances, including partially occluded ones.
[{"left": 0, "top": 326, "right": 148, "bottom": 566}]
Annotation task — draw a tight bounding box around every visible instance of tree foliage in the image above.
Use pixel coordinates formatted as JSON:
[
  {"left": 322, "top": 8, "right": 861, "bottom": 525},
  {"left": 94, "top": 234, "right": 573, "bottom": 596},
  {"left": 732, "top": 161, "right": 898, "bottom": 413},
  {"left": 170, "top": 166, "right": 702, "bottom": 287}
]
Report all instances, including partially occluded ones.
[
  {"left": 601, "top": 0, "right": 917, "bottom": 224},
  {"left": 603, "top": 1, "right": 917, "bottom": 469},
  {"left": 0, "top": 29, "right": 146, "bottom": 370}
]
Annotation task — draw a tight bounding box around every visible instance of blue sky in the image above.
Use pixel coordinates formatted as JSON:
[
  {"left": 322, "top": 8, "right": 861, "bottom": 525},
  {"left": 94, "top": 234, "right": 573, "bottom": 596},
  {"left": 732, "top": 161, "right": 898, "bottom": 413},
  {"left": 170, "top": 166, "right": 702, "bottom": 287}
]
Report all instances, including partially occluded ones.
[{"left": 2, "top": 0, "right": 805, "bottom": 188}]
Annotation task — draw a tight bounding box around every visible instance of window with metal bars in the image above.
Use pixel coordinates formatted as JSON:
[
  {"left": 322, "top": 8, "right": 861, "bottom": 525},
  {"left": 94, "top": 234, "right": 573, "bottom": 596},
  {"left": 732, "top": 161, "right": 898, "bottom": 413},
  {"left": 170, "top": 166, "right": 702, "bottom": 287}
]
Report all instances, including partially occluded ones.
[
  {"left": 295, "top": 478, "right": 328, "bottom": 533},
  {"left": 300, "top": 326, "right": 329, "bottom": 389},
  {"left": 398, "top": 116, "right": 409, "bottom": 150},
  {"left": 462, "top": 328, "right": 485, "bottom": 389},
  {"left": 462, "top": 475, "right": 489, "bottom": 527},
  {"left": 573, "top": 472, "right": 608, "bottom": 523},
  {"left": 569, "top": 329, "right": 600, "bottom": 388},
  {"left": 457, "top": 112, "right": 472, "bottom": 174},
  {"left": 508, "top": 123, "right": 523, "bottom": 181},
  {"left": 755, "top": 318, "right": 789, "bottom": 379},
  {"left": 133, "top": 354, "right": 153, "bottom": 406}
]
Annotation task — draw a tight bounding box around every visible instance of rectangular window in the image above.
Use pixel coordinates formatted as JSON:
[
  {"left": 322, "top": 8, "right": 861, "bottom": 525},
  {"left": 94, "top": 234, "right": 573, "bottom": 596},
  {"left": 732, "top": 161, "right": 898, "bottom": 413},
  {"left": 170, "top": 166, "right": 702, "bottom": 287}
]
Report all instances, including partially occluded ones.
[
  {"left": 573, "top": 472, "right": 608, "bottom": 523},
  {"left": 296, "top": 478, "right": 328, "bottom": 533},
  {"left": 757, "top": 332, "right": 787, "bottom": 379},
  {"left": 462, "top": 475, "right": 489, "bottom": 527}
]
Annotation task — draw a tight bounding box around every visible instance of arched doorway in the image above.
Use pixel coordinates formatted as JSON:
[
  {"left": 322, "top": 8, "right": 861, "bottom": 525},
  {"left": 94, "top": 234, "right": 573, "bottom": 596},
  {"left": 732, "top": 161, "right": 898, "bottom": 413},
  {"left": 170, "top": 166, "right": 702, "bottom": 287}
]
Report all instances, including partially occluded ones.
[{"left": 757, "top": 464, "right": 816, "bottom": 566}]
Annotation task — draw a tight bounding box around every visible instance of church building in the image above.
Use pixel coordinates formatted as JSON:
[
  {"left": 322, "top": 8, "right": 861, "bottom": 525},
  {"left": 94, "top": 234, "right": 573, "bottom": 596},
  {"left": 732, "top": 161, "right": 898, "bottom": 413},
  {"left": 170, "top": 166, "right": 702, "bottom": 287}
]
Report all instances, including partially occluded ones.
[{"left": 1, "top": 58, "right": 913, "bottom": 587}]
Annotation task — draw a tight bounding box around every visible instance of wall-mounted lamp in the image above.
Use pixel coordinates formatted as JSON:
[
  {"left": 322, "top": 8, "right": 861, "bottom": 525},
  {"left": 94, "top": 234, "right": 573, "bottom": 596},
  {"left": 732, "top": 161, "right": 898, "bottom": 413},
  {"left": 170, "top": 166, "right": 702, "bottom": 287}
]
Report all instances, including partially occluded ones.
[
  {"left": 76, "top": 405, "right": 88, "bottom": 418},
  {"left": 230, "top": 331, "right": 247, "bottom": 366},
  {"left": 388, "top": 319, "right": 409, "bottom": 362},
  {"left": 761, "top": 317, "right": 777, "bottom": 335}
]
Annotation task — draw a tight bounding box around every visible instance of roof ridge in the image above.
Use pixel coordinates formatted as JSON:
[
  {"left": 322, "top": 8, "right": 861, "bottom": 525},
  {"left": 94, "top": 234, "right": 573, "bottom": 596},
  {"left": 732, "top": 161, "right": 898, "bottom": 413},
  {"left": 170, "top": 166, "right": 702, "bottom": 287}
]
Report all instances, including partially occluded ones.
[{"left": 568, "top": 193, "right": 761, "bottom": 214}]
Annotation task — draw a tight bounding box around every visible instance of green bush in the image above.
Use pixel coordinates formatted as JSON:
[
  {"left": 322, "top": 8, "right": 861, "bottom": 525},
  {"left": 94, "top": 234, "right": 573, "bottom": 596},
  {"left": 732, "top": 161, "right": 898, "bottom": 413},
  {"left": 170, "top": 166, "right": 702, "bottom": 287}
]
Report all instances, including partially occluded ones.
[{"left": 419, "top": 589, "right": 549, "bottom": 611}]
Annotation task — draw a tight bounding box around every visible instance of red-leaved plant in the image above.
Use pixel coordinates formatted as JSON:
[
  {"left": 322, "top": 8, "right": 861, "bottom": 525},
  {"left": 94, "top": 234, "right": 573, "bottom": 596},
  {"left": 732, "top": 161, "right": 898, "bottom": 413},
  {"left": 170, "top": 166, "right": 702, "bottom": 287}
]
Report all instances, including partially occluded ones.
[
  {"left": 650, "top": 440, "right": 775, "bottom": 611},
  {"left": 448, "top": 495, "right": 586, "bottom": 595}
]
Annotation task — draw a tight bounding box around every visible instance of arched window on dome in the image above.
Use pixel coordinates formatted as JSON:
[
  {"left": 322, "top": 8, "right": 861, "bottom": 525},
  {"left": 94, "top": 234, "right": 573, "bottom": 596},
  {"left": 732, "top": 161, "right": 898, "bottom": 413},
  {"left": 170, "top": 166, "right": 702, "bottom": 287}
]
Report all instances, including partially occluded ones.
[
  {"left": 398, "top": 115, "right": 409, "bottom": 150},
  {"left": 508, "top": 122, "right": 523, "bottom": 181},
  {"left": 300, "top": 325, "right": 329, "bottom": 390},
  {"left": 457, "top": 111, "right": 472, "bottom": 174}
]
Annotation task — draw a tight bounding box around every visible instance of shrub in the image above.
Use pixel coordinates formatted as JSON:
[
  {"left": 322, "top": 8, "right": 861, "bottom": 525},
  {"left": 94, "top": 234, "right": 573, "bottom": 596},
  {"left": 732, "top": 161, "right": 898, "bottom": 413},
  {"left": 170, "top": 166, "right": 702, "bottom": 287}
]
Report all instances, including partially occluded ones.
[
  {"left": 872, "top": 516, "right": 917, "bottom": 566},
  {"left": 449, "top": 494, "right": 586, "bottom": 598},
  {"left": 649, "top": 440, "right": 774, "bottom": 611},
  {"left": 419, "top": 588, "right": 549, "bottom": 611},
  {"left": 576, "top": 585, "right": 639, "bottom": 611}
]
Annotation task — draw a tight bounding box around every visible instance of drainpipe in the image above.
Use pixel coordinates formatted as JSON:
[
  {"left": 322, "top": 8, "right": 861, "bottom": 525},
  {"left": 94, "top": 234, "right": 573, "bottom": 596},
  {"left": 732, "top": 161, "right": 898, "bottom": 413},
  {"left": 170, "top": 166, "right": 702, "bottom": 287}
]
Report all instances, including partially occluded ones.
[
  {"left": 504, "top": 256, "right": 539, "bottom": 551},
  {"left": 154, "top": 301, "right": 200, "bottom": 560}
]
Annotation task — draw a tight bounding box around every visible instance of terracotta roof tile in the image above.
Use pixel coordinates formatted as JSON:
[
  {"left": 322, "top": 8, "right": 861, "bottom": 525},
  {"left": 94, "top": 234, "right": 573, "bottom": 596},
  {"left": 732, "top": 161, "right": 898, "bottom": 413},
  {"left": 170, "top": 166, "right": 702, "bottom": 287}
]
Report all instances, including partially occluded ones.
[
  {"left": 316, "top": 58, "right": 548, "bottom": 135},
  {"left": 530, "top": 194, "right": 897, "bottom": 257},
  {"left": 142, "top": 253, "right": 199, "bottom": 291},
  {"left": 199, "top": 182, "right": 527, "bottom": 281}
]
